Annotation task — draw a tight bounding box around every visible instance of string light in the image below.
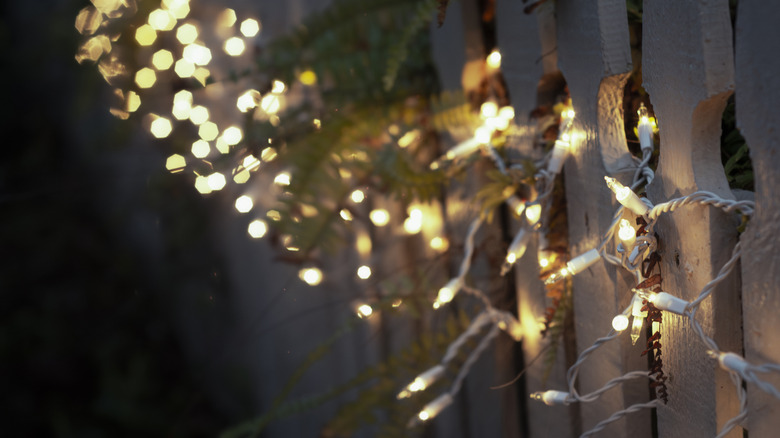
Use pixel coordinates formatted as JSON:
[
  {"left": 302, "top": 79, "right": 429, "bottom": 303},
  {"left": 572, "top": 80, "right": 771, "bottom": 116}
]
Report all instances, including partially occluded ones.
[
  {"left": 397, "top": 365, "right": 445, "bottom": 399},
  {"left": 636, "top": 290, "right": 688, "bottom": 315},
  {"left": 637, "top": 103, "right": 654, "bottom": 151},
  {"left": 544, "top": 249, "right": 601, "bottom": 285},
  {"left": 630, "top": 295, "right": 647, "bottom": 345},
  {"left": 604, "top": 176, "right": 650, "bottom": 216},
  {"left": 403, "top": 207, "right": 424, "bottom": 234},
  {"left": 433, "top": 278, "right": 461, "bottom": 309},
  {"left": 299, "top": 267, "right": 323, "bottom": 286},
  {"left": 612, "top": 314, "right": 629, "bottom": 332},
  {"left": 617, "top": 218, "right": 636, "bottom": 249},
  {"left": 530, "top": 390, "right": 570, "bottom": 406}
]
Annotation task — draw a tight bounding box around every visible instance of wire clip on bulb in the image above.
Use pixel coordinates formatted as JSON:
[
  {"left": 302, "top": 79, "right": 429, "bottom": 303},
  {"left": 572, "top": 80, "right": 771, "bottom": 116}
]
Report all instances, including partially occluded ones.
[
  {"left": 544, "top": 248, "right": 601, "bottom": 285},
  {"left": 530, "top": 390, "right": 570, "bottom": 406},
  {"left": 604, "top": 176, "right": 650, "bottom": 217}
]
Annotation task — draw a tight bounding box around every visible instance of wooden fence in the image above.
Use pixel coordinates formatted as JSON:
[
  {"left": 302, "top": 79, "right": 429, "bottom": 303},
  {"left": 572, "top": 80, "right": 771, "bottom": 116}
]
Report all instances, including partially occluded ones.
[{"left": 428, "top": 0, "right": 780, "bottom": 436}]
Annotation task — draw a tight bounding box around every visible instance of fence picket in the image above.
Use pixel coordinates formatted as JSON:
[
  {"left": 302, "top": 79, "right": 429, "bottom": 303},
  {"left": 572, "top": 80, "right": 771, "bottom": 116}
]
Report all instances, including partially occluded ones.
[
  {"left": 643, "top": 0, "right": 742, "bottom": 436},
  {"left": 555, "top": 0, "right": 653, "bottom": 436},
  {"left": 735, "top": 1, "right": 780, "bottom": 436}
]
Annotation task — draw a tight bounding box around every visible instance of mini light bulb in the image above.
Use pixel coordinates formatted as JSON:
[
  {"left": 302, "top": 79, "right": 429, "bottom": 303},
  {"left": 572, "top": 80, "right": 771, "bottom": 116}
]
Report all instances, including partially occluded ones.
[
  {"left": 630, "top": 316, "right": 644, "bottom": 345},
  {"left": 544, "top": 249, "right": 601, "bottom": 285},
  {"left": 417, "top": 394, "right": 454, "bottom": 422},
  {"left": 507, "top": 195, "right": 525, "bottom": 217},
  {"left": 525, "top": 204, "right": 542, "bottom": 226},
  {"left": 547, "top": 139, "right": 570, "bottom": 174},
  {"left": 618, "top": 219, "right": 636, "bottom": 249},
  {"left": 502, "top": 228, "right": 531, "bottom": 275},
  {"left": 397, "top": 365, "right": 445, "bottom": 399},
  {"left": 434, "top": 278, "right": 461, "bottom": 308},
  {"left": 604, "top": 176, "right": 650, "bottom": 216},
  {"left": 530, "top": 390, "right": 569, "bottom": 406},
  {"left": 630, "top": 296, "right": 648, "bottom": 345},
  {"left": 637, "top": 290, "right": 689, "bottom": 315},
  {"left": 444, "top": 137, "right": 481, "bottom": 160},
  {"left": 637, "top": 103, "right": 654, "bottom": 151},
  {"left": 612, "top": 314, "right": 629, "bottom": 332}
]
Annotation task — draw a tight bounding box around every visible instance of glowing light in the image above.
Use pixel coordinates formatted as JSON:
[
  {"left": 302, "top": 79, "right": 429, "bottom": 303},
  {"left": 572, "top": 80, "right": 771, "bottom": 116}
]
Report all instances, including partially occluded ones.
[
  {"left": 481, "top": 101, "right": 498, "bottom": 118},
  {"left": 267, "top": 210, "right": 281, "bottom": 221},
  {"left": 403, "top": 208, "right": 423, "bottom": 234},
  {"left": 418, "top": 411, "right": 430, "bottom": 421},
  {"left": 207, "top": 172, "right": 226, "bottom": 191},
  {"left": 135, "top": 24, "right": 157, "bottom": 46},
  {"left": 152, "top": 49, "right": 174, "bottom": 70},
  {"left": 148, "top": 9, "right": 175, "bottom": 31},
  {"left": 235, "top": 195, "right": 253, "bottom": 213},
  {"left": 172, "top": 92, "right": 192, "bottom": 120},
  {"left": 240, "top": 18, "right": 261, "bottom": 37},
  {"left": 224, "top": 37, "right": 245, "bottom": 56},
  {"left": 260, "top": 94, "right": 281, "bottom": 114},
  {"left": 217, "top": 8, "right": 236, "bottom": 27},
  {"left": 191, "top": 140, "right": 210, "bottom": 158},
  {"left": 435, "top": 278, "right": 460, "bottom": 307},
  {"left": 135, "top": 67, "right": 156, "bottom": 89},
  {"left": 193, "top": 67, "right": 210, "bottom": 86},
  {"left": 214, "top": 136, "right": 228, "bottom": 154},
  {"left": 430, "top": 236, "right": 449, "bottom": 252},
  {"left": 539, "top": 257, "right": 550, "bottom": 268},
  {"left": 369, "top": 209, "right": 390, "bottom": 227},
  {"left": 498, "top": 106, "right": 515, "bottom": 121},
  {"left": 198, "top": 121, "right": 219, "bottom": 141},
  {"left": 164, "top": 0, "right": 190, "bottom": 19},
  {"left": 474, "top": 126, "right": 493, "bottom": 144},
  {"left": 604, "top": 176, "right": 650, "bottom": 216},
  {"left": 398, "top": 365, "right": 445, "bottom": 399},
  {"left": 222, "top": 126, "right": 243, "bottom": 145},
  {"left": 357, "top": 265, "right": 372, "bottom": 280},
  {"left": 261, "top": 147, "right": 277, "bottom": 162},
  {"left": 356, "top": 232, "right": 372, "bottom": 256},
  {"left": 350, "top": 189, "right": 365, "bottom": 203},
  {"left": 189, "top": 105, "right": 209, "bottom": 125},
  {"left": 357, "top": 304, "right": 373, "bottom": 318},
  {"left": 183, "top": 43, "right": 212, "bottom": 65},
  {"left": 299, "top": 267, "right": 323, "bottom": 286},
  {"left": 126, "top": 91, "right": 140, "bottom": 112},
  {"left": 247, "top": 219, "right": 268, "bottom": 238},
  {"left": 618, "top": 219, "right": 636, "bottom": 248},
  {"left": 174, "top": 58, "right": 195, "bottom": 78},
  {"left": 637, "top": 103, "right": 654, "bottom": 151},
  {"left": 274, "top": 172, "right": 291, "bottom": 186},
  {"left": 525, "top": 204, "right": 542, "bottom": 225},
  {"left": 272, "top": 80, "right": 286, "bottom": 93},
  {"left": 339, "top": 209, "right": 353, "bottom": 222},
  {"left": 612, "top": 315, "right": 629, "bottom": 332},
  {"left": 194, "top": 175, "right": 212, "bottom": 194},
  {"left": 176, "top": 23, "right": 198, "bottom": 44},
  {"left": 236, "top": 90, "right": 260, "bottom": 112},
  {"left": 75, "top": 6, "right": 103, "bottom": 35},
  {"left": 486, "top": 49, "right": 501, "bottom": 69},
  {"left": 150, "top": 116, "right": 172, "bottom": 138},
  {"left": 165, "top": 154, "right": 185, "bottom": 172},
  {"left": 299, "top": 70, "right": 317, "bottom": 85},
  {"left": 75, "top": 35, "right": 111, "bottom": 63}
]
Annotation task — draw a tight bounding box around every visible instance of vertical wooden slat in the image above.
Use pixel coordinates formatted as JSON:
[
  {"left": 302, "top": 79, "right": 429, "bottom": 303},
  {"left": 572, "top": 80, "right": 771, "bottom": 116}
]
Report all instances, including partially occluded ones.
[
  {"left": 643, "top": 0, "right": 742, "bottom": 436},
  {"left": 556, "top": 0, "right": 653, "bottom": 436},
  {"left": 495, "top": 1, "right": 578, "bottom": 436},
  {"left": 735, "top": 1, "right": 780, "bottom": 436}
]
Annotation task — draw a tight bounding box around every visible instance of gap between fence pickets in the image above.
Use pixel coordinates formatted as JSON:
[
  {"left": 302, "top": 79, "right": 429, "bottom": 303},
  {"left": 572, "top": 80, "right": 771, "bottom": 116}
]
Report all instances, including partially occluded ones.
[{"left": 735, "top": 0, "right": 780, "bottom": 436}]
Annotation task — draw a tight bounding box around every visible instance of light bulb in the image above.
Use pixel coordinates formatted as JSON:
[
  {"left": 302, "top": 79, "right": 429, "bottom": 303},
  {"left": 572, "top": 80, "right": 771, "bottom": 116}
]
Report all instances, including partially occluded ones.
[
  {"left": 357, "top": 304, "right": 373, "bottom": 318},
  {"left": 637, "top": 103, "right": 654, "bottom": 151},
  {"left": 612, "top": 314, "right": 629, "bottom": 332},
  {"left": 618, "top": 219, "right": 636, "bottom": 248},
  {"left": 397, "top": 365, "right": 445, "bottom": 399},
  {"left": 604, "top": 176, "right": 650, "bottom": 216},
  {"left": 547, "top": 139, "right": 570, "bottom": 174},
  {"left": 637, "top": 290, "right": 688, "bottom": 315},
  {"left": 502, "top": 228, "right": 531, "bottom": 275},
  {"left": 434, "top": 278, "right": 461, "bottom": 308},
  {"left": 543, "top": 249, "right": 601, "bottom": 285},
  {"left": 418, "top": 394, "right": 453, "bottom": 422},
  {"left": 525, "top": 204, "right": 542, "bottom": 226},
  {"left": 530, "top": 390, "right": 569, "bottom": 406},
  {"left": 630, "top": 316, "right": 644, "bottom": 346},
  {"left": 444, "top": 137, "right": 481, "bottom": 160},
  {"left": 507, "top": 195, "right": 525, "bottom": 217}
]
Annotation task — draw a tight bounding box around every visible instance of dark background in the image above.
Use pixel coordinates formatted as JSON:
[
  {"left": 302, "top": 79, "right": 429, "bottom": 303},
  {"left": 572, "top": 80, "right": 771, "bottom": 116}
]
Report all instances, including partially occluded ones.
[{"left": 0, "top": 1, "right": 237, "bottom": 435}]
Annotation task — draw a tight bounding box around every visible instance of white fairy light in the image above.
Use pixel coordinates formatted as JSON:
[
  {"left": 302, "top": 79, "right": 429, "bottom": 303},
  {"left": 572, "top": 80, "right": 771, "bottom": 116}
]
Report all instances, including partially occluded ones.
[{"left": 604, "top": 176, "right": 650, "bottom": 216}]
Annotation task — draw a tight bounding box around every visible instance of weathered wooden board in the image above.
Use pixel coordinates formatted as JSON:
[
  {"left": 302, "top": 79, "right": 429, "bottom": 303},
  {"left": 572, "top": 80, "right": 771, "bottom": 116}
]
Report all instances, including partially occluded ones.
[
  {"left": 643, "top": 0, "right": 742, "bottom": 436},
  {"left": 735, "top": 1, "right": 780, "bottom": 436},
  {"left": 556, "top": 0, "right": 653, "bottom": 436},
  {"left": 496, "top": 0, "right": 577, "bottom": 436}
]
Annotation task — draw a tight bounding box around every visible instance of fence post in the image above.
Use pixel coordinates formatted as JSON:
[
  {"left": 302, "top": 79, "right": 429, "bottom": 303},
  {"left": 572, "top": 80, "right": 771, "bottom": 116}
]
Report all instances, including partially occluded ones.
[
  {"left": 735, "top": 1, "right": 780, "bottom": 436},
  {"left": 555, "top": 0, "right": 654, "bottom": 436},
  {"left": 643, "top": 0, "right": 742, "bottom": 436}
]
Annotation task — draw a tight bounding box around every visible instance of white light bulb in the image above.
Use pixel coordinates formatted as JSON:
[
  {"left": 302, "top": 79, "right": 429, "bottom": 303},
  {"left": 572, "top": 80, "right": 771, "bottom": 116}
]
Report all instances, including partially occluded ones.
[
  {"left": 612, "top": 314, "right": 629, "bottom": 332},
  {"left": 637, "top": 103, "right": 654, "bottom": 151},
  {"left": 618, "top": 219, "right": 636, "bottom": 248},
  {"left": 604, "top": 176, "right": 650, "bottom": 216}
]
